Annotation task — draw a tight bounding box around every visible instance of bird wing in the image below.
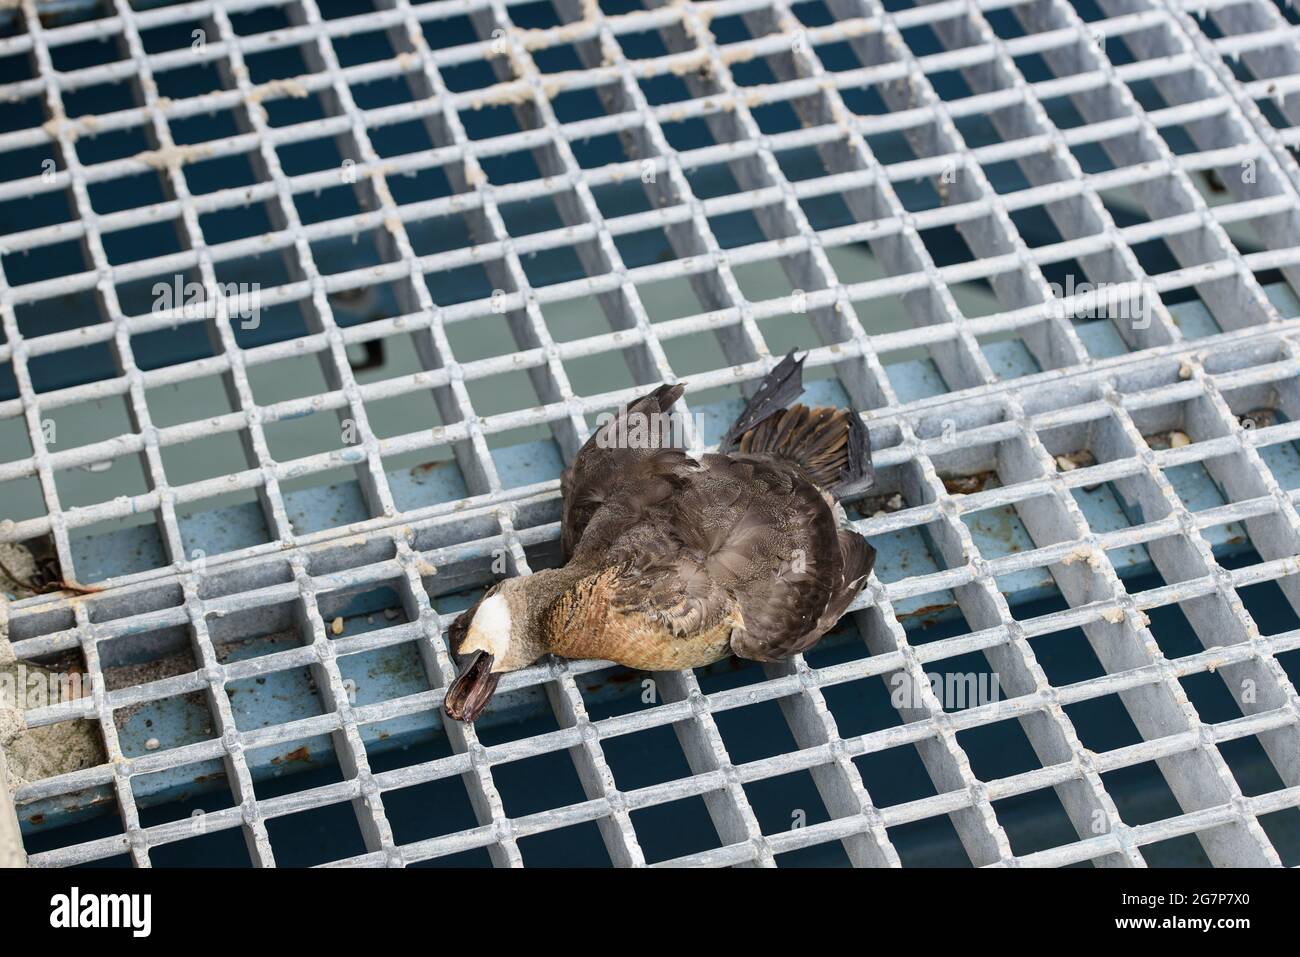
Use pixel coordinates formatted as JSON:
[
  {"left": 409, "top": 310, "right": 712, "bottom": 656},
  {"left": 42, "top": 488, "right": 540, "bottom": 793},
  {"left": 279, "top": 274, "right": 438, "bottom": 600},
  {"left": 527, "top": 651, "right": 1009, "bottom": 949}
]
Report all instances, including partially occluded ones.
[
  {"left": 560, "top": 383, "right": 688, "bottom": 561},
  {"left": 718, "top": 455, "right": 846, "bottom": 661},
  {"left": 729, "top": 525, "right": 874, "bottom": 661}
]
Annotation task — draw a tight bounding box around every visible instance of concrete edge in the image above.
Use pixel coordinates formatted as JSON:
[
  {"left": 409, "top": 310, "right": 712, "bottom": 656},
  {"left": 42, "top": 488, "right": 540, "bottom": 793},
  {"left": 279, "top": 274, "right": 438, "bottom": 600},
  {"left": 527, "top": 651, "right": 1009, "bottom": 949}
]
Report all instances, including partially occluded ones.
[
  {"left": 0, "top": 598, "right": 27, "bottom": 867},
  {"left": 0, "top": 748, "right": 24, "bottom": 868}
]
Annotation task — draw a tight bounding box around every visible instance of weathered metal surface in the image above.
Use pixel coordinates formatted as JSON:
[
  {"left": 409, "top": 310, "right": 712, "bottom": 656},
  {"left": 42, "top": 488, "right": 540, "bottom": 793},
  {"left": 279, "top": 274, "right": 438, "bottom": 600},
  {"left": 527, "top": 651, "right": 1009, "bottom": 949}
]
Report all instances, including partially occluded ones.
[{"left": 1, "top": 0, "right": 1300, "bottom": 867}]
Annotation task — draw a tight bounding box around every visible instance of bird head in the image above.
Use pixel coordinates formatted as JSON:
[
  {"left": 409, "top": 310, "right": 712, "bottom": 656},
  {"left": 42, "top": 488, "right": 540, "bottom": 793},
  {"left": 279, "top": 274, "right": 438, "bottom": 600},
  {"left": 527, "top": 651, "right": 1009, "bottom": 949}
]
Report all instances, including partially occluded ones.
[{"left": 443, "top": 575, "right": 548, "bottom": 723}]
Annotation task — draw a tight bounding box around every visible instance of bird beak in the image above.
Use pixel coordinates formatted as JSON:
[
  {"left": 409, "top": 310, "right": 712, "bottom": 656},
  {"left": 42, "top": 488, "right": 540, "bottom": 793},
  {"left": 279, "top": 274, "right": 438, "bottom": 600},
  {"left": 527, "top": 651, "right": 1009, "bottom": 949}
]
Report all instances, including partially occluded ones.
[{"left": 443, "top": 650, "right": 501, "bottom": 723}]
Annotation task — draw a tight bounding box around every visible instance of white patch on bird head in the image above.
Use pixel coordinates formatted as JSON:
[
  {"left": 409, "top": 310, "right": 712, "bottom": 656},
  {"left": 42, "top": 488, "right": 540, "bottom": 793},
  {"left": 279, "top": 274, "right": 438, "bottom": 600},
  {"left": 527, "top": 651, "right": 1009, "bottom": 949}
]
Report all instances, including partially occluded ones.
[{"left": 462, "top": 592, "right": 513, "bottom": 666}]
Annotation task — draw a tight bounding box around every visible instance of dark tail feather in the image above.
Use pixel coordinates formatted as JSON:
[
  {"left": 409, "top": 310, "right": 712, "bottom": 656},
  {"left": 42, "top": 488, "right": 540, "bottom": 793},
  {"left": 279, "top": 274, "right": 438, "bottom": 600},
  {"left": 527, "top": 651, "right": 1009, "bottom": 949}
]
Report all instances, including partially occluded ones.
[
  {"left": 836, "top": 403, "right": 874, "bottom": 498},
  {"left": 723, "top": 350, "right": 873, "bottom": 495},
  {"left": 729, "top": 403, "right": 874, "bottom": 500},
  {"left": 721, "top": 351, "right": 806, "bottom": 450}
]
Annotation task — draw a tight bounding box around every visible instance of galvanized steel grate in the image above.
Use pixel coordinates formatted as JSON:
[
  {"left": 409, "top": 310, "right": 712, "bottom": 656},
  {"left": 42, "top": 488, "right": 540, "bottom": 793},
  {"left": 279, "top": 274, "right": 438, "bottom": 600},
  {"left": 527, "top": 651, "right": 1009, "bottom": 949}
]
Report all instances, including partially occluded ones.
[{"left": 2, "top": 0, "right": 1300, "bottom": 866}]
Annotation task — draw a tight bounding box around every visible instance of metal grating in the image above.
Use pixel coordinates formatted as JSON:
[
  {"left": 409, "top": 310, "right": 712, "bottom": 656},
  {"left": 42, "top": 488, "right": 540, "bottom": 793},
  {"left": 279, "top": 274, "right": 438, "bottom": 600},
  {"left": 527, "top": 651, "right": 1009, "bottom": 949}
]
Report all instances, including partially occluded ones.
[{"left": 2, "top": 0, "right": 1300, "bottom": 866}]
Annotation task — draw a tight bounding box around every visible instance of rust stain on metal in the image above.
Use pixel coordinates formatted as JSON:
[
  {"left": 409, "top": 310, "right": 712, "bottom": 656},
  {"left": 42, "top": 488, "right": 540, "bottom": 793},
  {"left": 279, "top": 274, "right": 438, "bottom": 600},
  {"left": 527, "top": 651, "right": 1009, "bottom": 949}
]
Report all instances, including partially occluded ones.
[
  {"left": 898, "top": 602, "right": 956, "bottom": 621},
  {"left": 271, "top": 746, "right": 311, "bottom": 766}
]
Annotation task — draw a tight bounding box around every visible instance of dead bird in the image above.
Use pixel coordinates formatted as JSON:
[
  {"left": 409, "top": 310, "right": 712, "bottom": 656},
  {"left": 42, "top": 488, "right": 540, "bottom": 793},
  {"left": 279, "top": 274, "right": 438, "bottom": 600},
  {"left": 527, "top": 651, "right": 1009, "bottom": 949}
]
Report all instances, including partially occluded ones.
[{"left": 443, "top": 351, "right": 876, "bottom": 723}]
